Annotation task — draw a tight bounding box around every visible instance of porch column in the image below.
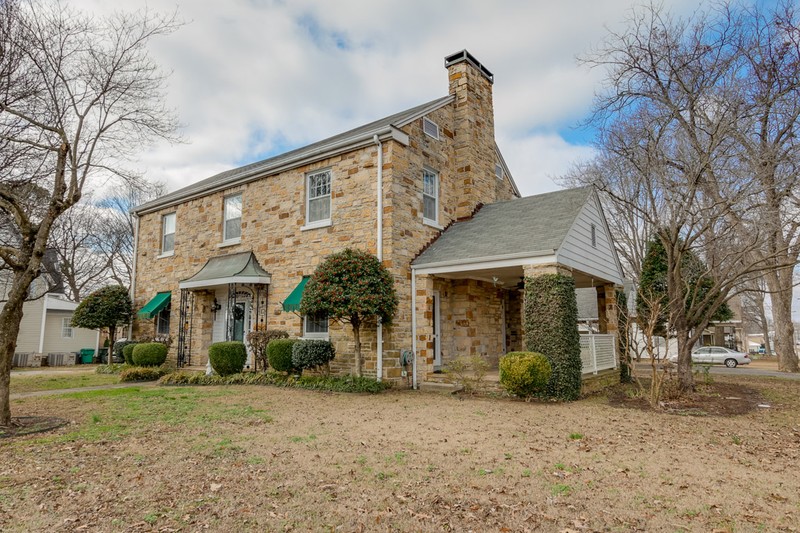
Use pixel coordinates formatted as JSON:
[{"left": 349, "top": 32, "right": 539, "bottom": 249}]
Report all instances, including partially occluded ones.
[
  {"left": 596, "top": 284, "right": 618, "bottom": 335},
  {"left": 414, "top": 274, "right": 436, "bottom": 384},
  {"left": 521, "top": 264, "right": 574, "bottom": 342}
]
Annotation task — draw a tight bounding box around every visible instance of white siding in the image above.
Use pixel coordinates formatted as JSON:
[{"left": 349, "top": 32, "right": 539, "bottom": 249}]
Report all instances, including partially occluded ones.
[
  {"left": 42, "top": 311, "right": 97, "bottom": 354},
  {"left": 15, "top": 298, "right": 45, "bottom": 352},
  {"left": 557, "top": 193, "right": 624, "bottom": 285},
  {"left": 212, "top": 288, "right": 226, "bottom": 343}
]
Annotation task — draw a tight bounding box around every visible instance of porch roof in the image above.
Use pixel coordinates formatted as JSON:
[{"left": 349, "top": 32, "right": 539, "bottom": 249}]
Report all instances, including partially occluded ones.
[
  {"left": 179, "top": 251, "right": 271, "bottom": 290},
  {"left": 412, "top": 187, "right": 590, "bottom": 269}
]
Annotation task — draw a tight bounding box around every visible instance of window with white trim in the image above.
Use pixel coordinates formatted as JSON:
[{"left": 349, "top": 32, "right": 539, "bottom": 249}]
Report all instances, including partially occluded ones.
[
  {"left": 62, "top": 317, "right": 74, "bottom": 339},
  {"left": 306, "top": 170, "right": 331, "bottom": 225},
  {"left": 495, "top": 162, "right": 504, "bottom": 180},
  {"left": 162, "top": 212, "right": 176, "bottom": 254},
  {"left": 422, "top": 168, "right": 439, "bottom": 224},
  {"left": 156, "top": 304, "right": 171, "bottom": 336},
  {"left": 423, "top": 117, "right": 440, "bottom": 140},
  {"left": 223, "top": 194, "right": 242, "bottom": 242},
  {"left": 303, "top": 313, "right": 329, "bottom": 339}
]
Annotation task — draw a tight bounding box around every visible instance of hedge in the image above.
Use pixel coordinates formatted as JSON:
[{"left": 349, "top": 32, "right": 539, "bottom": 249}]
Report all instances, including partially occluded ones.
[
  {"left": 524, "top": 273, "right": 582, "bottom": 400},
  {"left": 132, "top": 342, "right": 168, "bottom": 367},
  {"left": 122, "top": 342, "right": 139, "bottom": 365},
  {"left": 119, "top": 366, "right": 169, "bottom": 382},
  {"left": 159, "top": 371, "right": 391, "bottom": 393},
  {"left": 499, "top": 352, "right": 552, "bottom": 398},
  {"left": 268, "top": 339, "right": 299, "bottom": 373},
  {"left": 208, "top": 341, "right": 247, "bottom": 376},
  {"left": 114, "top": 340, "right": 138, "bottom": 363},
  {"left": 292, "top": 340, "right": 335, "bottom": 372}
]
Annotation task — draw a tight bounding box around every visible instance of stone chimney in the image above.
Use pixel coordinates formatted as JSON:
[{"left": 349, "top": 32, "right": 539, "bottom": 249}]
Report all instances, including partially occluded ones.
[{"left": 445, "top": 50, "right": 497, "bottom": 218}]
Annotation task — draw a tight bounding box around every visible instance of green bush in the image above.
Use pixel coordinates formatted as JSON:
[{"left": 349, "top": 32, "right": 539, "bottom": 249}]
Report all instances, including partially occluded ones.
[
  {"left": 246, "top": 329, "right": 289, "bottom": 370},
  {"left": 113, "top": 340, "right": 137, "bottom": 363},
  {"left": 158, "top": 370, "right": 392, "bottom": 393},
  {"left": 524, "top": 274, "right": 582, "bottom": 400},
  {"left": 268, "top": 339, "right": 299, "bottom": 373},
  {"left": 208, "top": 341, "right": 247, "bottom": 376},
  {"left": 499, "top": 352, "right": 552, "bottom": 398},
  {"left": 122, "top": 342, "right": 139, "bottom": 365},
  {"left": 119, "top": 366, "right": 168, "bottom": 382},
  {"left": 132, "top": 342, "right": 168, "bottom": 367},
  {"left": 292, "top": 340, "right": 335, "bottom": 372}
]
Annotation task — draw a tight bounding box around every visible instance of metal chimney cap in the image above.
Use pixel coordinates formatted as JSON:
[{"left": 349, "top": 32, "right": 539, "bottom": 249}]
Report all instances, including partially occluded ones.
[{"left": 444, "top": 50, "right": 494, "bottom": 84}]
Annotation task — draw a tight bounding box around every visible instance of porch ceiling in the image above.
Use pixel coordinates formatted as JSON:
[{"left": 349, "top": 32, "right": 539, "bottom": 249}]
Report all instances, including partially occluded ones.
[{"left": 419, "top": 264, "right": 615, "bottom": 289}]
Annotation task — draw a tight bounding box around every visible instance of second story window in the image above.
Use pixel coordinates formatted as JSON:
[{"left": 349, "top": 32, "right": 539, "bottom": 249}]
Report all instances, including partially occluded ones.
[
  {"left": 62, "top": 317, "right": 73, "bottom": 339},
  {"left": 306, "top": 170, "right": 331, "bottom": 226},
  {"left": 223, "top": 194, "right": 242, "bottom": 242},
  {"left": 422, "top": 168, "right": 439, "bottom": 225},
  {"left": 161, "top": 212, "right": 176, "bottom": 254}
]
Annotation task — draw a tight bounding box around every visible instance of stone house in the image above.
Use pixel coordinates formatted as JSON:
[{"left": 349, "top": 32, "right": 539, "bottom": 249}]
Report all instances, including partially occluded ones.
[{"left": 131, "top": 50, "right": 624, "bottom": 387}]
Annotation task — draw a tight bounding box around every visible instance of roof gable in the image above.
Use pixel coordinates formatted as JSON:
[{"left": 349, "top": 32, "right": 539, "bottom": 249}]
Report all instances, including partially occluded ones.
[{"left": 412, "top": 187, "right": 592, "bottom": 268}]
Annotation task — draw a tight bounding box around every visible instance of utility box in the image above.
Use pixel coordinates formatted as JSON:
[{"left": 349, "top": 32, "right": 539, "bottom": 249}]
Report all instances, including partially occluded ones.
[{"left": 46, "top": 352, "right": 76, "bottom": 366}]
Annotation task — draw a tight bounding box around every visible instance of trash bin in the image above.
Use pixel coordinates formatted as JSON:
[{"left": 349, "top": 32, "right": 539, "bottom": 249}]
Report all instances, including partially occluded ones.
[
  {"left": 79, "top": 349, "right": 95, "bottom": 364},
  {"left": 97, "top": 348, "right": 109, "bottom": 364}
]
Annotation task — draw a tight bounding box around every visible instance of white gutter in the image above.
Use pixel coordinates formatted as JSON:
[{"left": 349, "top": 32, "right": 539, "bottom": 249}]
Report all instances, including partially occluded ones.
[
  {"left": 411, "top": 271, "right": 417, "bottom": 389},
  {"left": 373, "top": 134, "right": 384, "bottom": 382},
  {"left": 37, "top": 293, "right": 48, "bottom": 353},
  {"left": 128, "top": 215, "right": 139, "bottom": 340}
]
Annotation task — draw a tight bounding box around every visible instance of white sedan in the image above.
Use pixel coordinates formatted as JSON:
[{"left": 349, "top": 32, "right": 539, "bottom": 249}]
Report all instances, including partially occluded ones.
[{"left": 669, "top": 346, "right": 751, "bottom": 368}]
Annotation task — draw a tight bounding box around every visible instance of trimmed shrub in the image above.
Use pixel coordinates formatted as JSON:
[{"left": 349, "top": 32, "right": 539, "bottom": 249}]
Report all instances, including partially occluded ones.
[
  {"left": 524, "top": 274, "right": 582, "bottom": 400},
  {"left": 113, "top": 340, "right": 137, "bottom": 363},
  {"left": 119, "top": 366, "right": 168, "bottom": 382},
  {"left": 132, "top": 342, "right": 168, "bottom": 367},
  {"left": 158, "top": 370, "right": 392, "bottom": 393},
  {"left": 268, "top": 339, "right": 299, "bottom": 373},
  {"left": 122, "top": 342, "right": 139, "bottom": 365},
  {"left": 246, "top": 329, "right": 289, "bottom": 370},
  {"left": 499, "top": 352, "right": 552, "bottom": 398},
  {"left": 208, "top": 341, "right": 247, "bottom": 376},
  {"left": 292, "top": 340, "right": 335, "bottom": 373}
]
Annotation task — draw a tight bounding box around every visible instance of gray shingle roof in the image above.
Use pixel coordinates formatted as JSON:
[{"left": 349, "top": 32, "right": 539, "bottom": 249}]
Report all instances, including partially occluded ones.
[
  {"left": 412, "top": 186, "right": 592, "bottom": 267},
  {"left": 134, "top": 95, "right": 455, "bottom": 214}
]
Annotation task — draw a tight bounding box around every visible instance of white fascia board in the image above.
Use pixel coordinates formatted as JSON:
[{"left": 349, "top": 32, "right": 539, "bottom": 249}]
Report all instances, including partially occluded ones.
[
  {"left": 179, "top": 275, "right": 271, "bottom": 290},
  {"left": 412, "top": 251, "right": 557, "bottom": 276},
  {"left": 555, "top": 254, "right": 625, "bottom": 286},
  {"left": 45, "top": 297, "right": 79, "bottom": 311}
]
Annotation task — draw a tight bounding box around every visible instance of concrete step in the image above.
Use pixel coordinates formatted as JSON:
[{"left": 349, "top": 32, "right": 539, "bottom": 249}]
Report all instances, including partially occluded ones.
[{"left": 419, "top": 381, "right": 461, "bottom": 393}]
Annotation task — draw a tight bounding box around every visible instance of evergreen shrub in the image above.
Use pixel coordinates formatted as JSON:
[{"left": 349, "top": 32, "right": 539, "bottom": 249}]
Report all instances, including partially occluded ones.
[
  {"left": 268, "top": 339, "right": 299, "bottom": 373},
  {"left": 499, "top": 352, "right": 552, "bottom": 398},
  {"left": 208, "top": 341, "right": 247, "bottom": 376},
  {"left": 132, "top": 342, "right": 168, "bottom": 367}
]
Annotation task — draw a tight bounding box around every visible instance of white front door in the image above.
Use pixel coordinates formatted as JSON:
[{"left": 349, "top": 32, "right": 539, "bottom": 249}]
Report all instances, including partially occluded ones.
[{"left": 433, "top": 291, "right": 442, "bottom": 369}]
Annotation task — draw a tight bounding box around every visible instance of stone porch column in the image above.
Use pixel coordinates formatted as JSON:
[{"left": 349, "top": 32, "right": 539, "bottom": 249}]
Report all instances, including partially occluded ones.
[
  {"left": 596, "top": 284, "right": 618, "bottom": 336},
  {"left": 414, "top": 274, "right": 436, "bottom": 382}
]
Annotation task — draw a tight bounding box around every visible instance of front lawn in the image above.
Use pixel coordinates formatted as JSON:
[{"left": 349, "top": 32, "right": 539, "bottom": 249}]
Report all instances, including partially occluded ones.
[
  {"left": 1, "top": 376, "right": 798, "bottom": 531},
  {"left": 10, "top": 372, "right": 119, "bottom": 395}
]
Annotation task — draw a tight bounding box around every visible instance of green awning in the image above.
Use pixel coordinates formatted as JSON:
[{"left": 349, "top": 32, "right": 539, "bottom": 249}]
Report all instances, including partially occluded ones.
[
  {"left": 138, "top": 292, "right": 171, "bottom": 320},
  {"left": 282, "top": 277, "right": 310, "bottom": 312}
]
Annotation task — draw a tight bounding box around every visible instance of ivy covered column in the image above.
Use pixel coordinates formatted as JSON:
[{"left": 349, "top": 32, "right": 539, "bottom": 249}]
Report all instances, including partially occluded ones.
[{"left": 522, "top": 264, "right": 582, "bottom": 400}]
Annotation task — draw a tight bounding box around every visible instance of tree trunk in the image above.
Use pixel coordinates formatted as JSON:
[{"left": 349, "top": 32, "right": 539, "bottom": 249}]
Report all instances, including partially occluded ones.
[
  {"left": 771, "top": 291, "right": 799, "bottom": 372},
  {"left": 675, "top": 331, "right": 695, "bottom": 394},
  {"left": 107, "top": 327, "right": 116, "bottom": 365},
  {"left": 0, "top": 270, "right": 39, "bottom": 426},
  {"left": 759, "top": 305, "right": 772, "bottom": 356},
  {"left": 352, "top": 321, "right": 362, "bottom": 378}
]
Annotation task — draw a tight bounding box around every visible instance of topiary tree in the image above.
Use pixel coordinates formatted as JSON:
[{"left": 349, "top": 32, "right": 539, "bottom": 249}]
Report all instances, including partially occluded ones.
[
  {"left": 71, "top": 285, "right": 133, "bottom": 363},
  {"left": 524, "top": 273, "right": 582, "bottom": 400},
  {"left": 300, "top": 248, "right": 397, "bottom": 377},
  {"left": 208, "top": 341, "right": 247, "bottom": 376}
]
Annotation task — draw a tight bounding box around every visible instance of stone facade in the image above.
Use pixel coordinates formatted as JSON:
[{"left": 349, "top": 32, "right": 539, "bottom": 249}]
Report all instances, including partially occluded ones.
[{"left": 133, "top": 53, "right": 518, "bottom": 380}]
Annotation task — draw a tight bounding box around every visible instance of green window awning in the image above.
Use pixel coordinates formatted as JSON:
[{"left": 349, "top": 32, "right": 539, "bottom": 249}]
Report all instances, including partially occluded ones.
[
  {"left": 138, "top": 292, "right": 171, "bottom": 320},
  {"left": 282, "top": 277, "right": 310, "bottom": 312}
]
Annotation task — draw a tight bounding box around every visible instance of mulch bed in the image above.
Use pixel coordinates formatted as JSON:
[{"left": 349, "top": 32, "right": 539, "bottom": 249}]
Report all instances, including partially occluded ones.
[
  {"left": 0, "top": 416, "right": 69, "bottom": 439},
  {"left": 607, "top": 380, "right": 767, "bottom": 416}
]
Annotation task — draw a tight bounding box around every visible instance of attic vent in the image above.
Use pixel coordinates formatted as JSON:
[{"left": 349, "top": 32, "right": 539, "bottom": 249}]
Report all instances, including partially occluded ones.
[
  {"left": 495, "top": 163, "right": 504, "bottom": 180},
  {"left": 423, "top": 117, "right": 439, "bottom": 140}
]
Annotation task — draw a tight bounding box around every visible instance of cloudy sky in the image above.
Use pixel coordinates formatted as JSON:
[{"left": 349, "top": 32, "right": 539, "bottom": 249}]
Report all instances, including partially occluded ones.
[{"left": 69, "top": 0, "right": 707, "bottom": 197}]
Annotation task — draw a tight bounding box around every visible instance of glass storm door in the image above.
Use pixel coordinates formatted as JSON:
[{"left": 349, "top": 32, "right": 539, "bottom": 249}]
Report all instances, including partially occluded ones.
[{"left": 232, "top": 302, "right": 246, "bottom": 342}]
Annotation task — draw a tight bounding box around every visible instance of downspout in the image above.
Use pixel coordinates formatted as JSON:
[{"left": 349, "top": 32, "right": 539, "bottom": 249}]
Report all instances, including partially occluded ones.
[
  {"left": 373, "top": 134, "right": 384, "bottom": 382},
  {"left": 411, "top": 269, "right": 417, "bottom": 389},
  {"left": 128, "top": 214, "right": 139, "bottom": 340}
]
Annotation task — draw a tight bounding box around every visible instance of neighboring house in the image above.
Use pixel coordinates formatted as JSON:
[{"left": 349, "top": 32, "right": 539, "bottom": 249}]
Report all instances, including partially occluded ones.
[
  {"left": 1, "top": 277, "right": 99, "bottom": 366},
  {"left": 131, "top": 50, "right": 624, "bottom": 386},
  {"left": 701, "top": 295, "right": 744, "bottom": 351}
]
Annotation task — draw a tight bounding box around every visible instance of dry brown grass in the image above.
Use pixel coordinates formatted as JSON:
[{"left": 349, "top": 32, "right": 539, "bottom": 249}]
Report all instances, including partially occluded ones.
[{"left": 1, "top": 376, "right": 799, "bottom": 532}]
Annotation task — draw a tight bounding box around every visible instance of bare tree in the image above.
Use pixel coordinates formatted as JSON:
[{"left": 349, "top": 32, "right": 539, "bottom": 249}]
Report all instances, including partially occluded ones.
[
  {"left": 739, "top": 278, "right": 773, "bottom": 355},
  {"left": 580, "top": 1, "right": 796, "bottom": 392},
  {"left": 0, "top": 0, "right": 180, "bottom": 426}
]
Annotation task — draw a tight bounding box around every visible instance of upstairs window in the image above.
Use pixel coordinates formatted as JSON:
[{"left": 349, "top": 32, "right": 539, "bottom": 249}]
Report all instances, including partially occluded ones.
[
  {"left": 62, "top": 317, "right": 73, "bottom": 339},
  {"left": 161, "top": 212, "right": 176, "bottom": 254},
  {"left": 423, "top": 117, "right": 440, "bottom": 140},
  {"left": 304, "top": 313, "right": 329, "bottom": 339},
  {"left": 495, "top": 162, "right": 504, "bottom": 180},
  {"left": 422, "top": 168, "right": 439, "bottom": 224},
  {"left": 306, "top": 170, "right": 331, "bottom": 226},
  {"left": 223, "top": 194, "right": 242, "bottom": 242}
]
